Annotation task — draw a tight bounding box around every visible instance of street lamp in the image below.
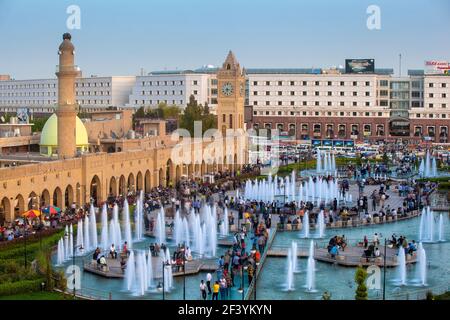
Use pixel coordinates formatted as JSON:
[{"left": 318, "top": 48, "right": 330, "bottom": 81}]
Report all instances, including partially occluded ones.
[
  {"left": 383, "top": 238, "right": 387, "bottom": 300},
  {"left": 183, "top": 243, "right": 186, "bottom": 300},
  {"left": 238, "top": 265, "right": 248, "bottom": 300}
]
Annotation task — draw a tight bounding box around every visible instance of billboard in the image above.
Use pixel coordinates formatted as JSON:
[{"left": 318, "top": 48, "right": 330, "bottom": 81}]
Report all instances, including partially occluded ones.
[
  {"left": 311, "top": 139, "right": 322, "bottom": 147},
  {"left": 425, "top": 60, "right": 450, "bottom": 75},
  {"left": 345, "top": 59, "right": 375, "bottom": 74}
]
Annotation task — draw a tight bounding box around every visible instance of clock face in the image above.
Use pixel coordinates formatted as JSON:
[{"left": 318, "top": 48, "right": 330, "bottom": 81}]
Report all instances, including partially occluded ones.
[{"left": 221, "top": 82, "right": 233, "bottom": 96}]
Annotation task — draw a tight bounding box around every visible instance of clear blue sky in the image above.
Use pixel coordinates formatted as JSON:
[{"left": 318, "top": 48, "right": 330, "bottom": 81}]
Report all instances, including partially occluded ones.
[{"left": 0, "top": 0, "right": 449, "bottom": 79}]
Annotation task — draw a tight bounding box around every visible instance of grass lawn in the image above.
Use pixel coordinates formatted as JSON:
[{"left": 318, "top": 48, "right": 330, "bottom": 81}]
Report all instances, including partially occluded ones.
[{"left": 0, "top": 291, "right": 70, "bottom": 300}]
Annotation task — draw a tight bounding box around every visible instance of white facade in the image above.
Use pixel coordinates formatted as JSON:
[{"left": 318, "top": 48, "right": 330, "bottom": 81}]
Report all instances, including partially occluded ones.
[
  {"left": 409, "top": 75, "right": 450, "bottom": 121},
  {"left": 248, "top": 72, "right": 390, "bottom": 119},
  {"left": 0, "top": 76, "right": 136, "bottom": 113},
  {"left": 127, "top": 71, "right": 217, "bottom": 110}
]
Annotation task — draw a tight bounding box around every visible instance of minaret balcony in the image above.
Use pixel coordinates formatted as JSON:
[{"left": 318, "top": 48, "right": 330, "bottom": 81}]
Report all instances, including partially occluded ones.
[{"left": 56, "top": 65, "right": 81, "bottom": 73}]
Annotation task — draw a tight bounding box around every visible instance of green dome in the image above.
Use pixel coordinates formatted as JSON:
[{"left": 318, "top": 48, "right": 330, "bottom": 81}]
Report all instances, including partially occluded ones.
[{"left": 39, "top": 113, "right": 89, "bottom": 156}]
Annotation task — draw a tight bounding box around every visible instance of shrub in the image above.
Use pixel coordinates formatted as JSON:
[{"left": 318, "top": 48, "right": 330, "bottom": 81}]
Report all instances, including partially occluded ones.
[
  {"left": 0, "top": 278, "right": 45, "bottom": 296},
  {"left": 355, "top": 267, "right": 368, "bottom": 300}
]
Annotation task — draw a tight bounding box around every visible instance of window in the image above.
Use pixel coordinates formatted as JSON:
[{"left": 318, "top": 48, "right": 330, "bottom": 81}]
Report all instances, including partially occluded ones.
[
  {"left": 340, "top": 81, "right": 344, "bottom": 86},
  {"left": 327, "top": 91, "right": 332, "bottom": 96},
  {"left": 365, "top": 112, "right": 370, "bottom": 116},
  {"left": 290, "top": 91, "right": 295, "bottom": 96},
  {"left": 416, "top": 114, "right": 421, "bottom": 118},
  {"left": 278, "top": 111, "right": 282, "bottom": 115},
  {"left": 365, "top": 92, "right": 370, "bottom": 96},
  {"left": 315, "top": 111, "right": 319, "bottom": 116},
  {"left": 365, "top": 81, "right": 370, "bottom": 86},
  {"left": 303, "top": 91, "right": 307, "bottom": 96},
  {"left": 266, "top": 91, "right": 270, "bottom": 96},
  {"left": 353, "top": 81, "right": 357, "bottom": 86},
  {"left": 340, "top": 112, "right": 344, "bottom": 116},
  {"left": 429, "top": 83, "right": 434, "bottom": 88},
  {"left": 352, "top": 112, "right": 357, "bottom": 116},
  {"left": 429, "top": 93, "right": 434, "bottom": 98},
  {"left": 266, "top": 101, "right": 270, "bottom": 106},
  {"left": 365, "top": 102, "right": 370, "bottom": 106},
  {"left": 340, "top": 92, "right": 344, "bottom": 96},
  {"left": 353, "top": 102, "right": 357, "bottom": 106},
  {"left": 253, "top": 91, "right": 258, "bottom": 96},
  {"left": 253, "top": 81, "right": 257, "bottom": 86},
  {"left": 315, "top": 101, "right": 319, "bottom": 106},
  {"left": 302, "top": 112, "right": 307, "bottom": 116},
  {"left": 327, "top": 101, "right": 332, "bottom": 106},
  {"left": 353, "top": 92, "right": 357, "bottom": 96},
  {"left": 443, "top": 93, "right": 447, "bottom": 98},
  {"left": 327, "top": 81, "right": 332, "bottom": 86},
  {"left": 278, "top": 91, "right": 282, "bottom": 96},
  {"left": 266, "top": 81, "right": 270, "bottom": 86},
  {"left": 278, "top": 101, "right": 282, "bottom": 106},
  {"left": 380, "top": 80, "right": 388, "bottom": 87},
  {"left": 429, "top": 103, "right": 433, "bottom": 108},
  {"left": 302, "top": 101, "right": 307, "bottom": 106},
  {"left": 443, "top": 104, "right": 447, "bottom": 108},
  {"left": 315, "top": 91, "right": 319, "bottom": 96},
  {"left": 315, "top": 81, "right": 319, "bottom": 86},
  {"left": 253, "top": 101, "right": 257, "bottom": 106},
  {"left": 290, "top": 81, "right": 295, "bottom": 86},
  {"left": 278, "top": 81, "right": 282, "bottom": 86},
  {"left": 290, "top": 101, "right": 295, "bottom": 106},
  {"left": 378, "top": 112, "right": 382, "bottom": 116},
  {"left": 340, "top": 102, "right": 344, "bottom": 106},
  {"left": 302, "top": 81, "right": 307, "bottom": 86}
]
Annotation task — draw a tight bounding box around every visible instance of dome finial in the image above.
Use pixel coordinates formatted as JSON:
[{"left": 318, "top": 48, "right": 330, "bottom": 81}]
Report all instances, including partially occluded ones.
[{"left": 63, "top": 33, "right": 72, "bottom": 41}]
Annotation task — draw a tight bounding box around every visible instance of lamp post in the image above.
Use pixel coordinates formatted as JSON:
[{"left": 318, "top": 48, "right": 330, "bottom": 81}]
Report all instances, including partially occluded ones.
[
  {"left": 383, "top": 238, "right": 387, "bottom": 300},
  {"left": 183, "top": 243, "right": 186, "bottom": 300}
]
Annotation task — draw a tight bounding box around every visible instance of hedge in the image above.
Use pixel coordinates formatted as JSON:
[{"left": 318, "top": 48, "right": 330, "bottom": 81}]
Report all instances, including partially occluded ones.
[{"left": 0, "top": 278, "right": 45, "bottom": 296}]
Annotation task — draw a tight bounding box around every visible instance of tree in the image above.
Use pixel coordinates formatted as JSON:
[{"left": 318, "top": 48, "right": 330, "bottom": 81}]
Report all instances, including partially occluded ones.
[
  {"left": 134, "top": 106, "right": 146, "bottom": 119},
  {"left": 179, "top": 95, "right": 217, "bottom": 136},
  {"left": 354, "top": 267, "right": 368, "bottom": 300}
]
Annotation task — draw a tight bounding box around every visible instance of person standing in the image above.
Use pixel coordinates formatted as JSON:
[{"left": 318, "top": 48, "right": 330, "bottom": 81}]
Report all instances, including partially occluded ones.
[
  {"left": 200, "top": 280, "right": 207, "bottom": 300},
  {"left": 206, "top": 272, "right": 212, "bottom": 295},
  {"left": 212, "top": 281, "right": 220, "bottom": 300}
]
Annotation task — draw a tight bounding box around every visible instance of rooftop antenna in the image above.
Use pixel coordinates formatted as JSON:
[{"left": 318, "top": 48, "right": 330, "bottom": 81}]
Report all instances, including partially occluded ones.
[
  {"left": 399, "top": 53, "right": 402, "bottom": 77},
  {"left": 140, "top": 68, "right": 145, "bottom": 76}
]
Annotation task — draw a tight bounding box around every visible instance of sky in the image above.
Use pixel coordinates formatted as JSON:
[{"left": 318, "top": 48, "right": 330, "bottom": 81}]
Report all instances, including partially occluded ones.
[{"left": 0, "top": 0, "right": 449, "bottom": 79}]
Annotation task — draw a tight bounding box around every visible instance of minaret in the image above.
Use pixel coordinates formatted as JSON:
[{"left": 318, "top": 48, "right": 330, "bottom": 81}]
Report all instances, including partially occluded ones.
[{"left": 55, "top": 33, "right": 80, "bottom": 159}]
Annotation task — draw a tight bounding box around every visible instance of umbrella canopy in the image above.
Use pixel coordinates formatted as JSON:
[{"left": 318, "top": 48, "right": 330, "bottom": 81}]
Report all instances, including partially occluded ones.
[
  {"left": 21, "top": 209, "right": 41, "bottom": 219},
  {"left": 42, "top": 205, "right": 61, "bottom": 215}
]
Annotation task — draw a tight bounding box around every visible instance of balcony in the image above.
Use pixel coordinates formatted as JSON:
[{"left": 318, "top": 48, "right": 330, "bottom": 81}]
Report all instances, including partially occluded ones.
[{"left": 56, "top": 65, "right": 81, "bottom": 73}]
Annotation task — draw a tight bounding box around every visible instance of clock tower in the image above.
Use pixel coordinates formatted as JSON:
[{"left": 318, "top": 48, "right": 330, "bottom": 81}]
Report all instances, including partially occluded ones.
[{"left": 217, "top": 51, "right": 245, "bottom": 134}]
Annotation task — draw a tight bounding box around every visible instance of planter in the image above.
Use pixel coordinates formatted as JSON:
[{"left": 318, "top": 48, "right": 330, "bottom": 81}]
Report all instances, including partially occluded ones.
[
  {"left": 374, "top": 217, "right": 380, "bottom": 224},
  {"left": 286, "top": 224, "right": 292, "bottom": 231}
]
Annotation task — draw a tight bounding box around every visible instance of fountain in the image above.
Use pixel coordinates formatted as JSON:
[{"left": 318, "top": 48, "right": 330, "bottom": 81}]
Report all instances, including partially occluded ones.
[
  {"left": 122, "top": 200, "right": 133, "bottom": 250},
  {"left": 397, "top": 247, "right": 407, "bottom": 286},
  {"left": 155, "top": 208, "right": 166, "bottom": 244},
  {"left": 419, "top": 150, "right": 437, "bottom": 178},
  {"left": 419, "top": 206, "right": 437, "bottom": 242},
  {"left": 69, "top": 224, "right": 74, "bottom": 257},
  {"left": 439, "top": 214, "right": 445, "bottom": 241},
  {"left": 285, "top": 247, "right": 294, "bottom": 291},
  {"left": 64, "top": 231, "right": 69, "bottom": 260},
  {"left": 109, "top": 204, "right": 122, "bottom": 250},
  {"left": 291, "top": 241, "right": 298, "bottom": 273},
  {"left": 125, "top": 251, "right": 136, "bottom": 292},
  {"left": 135, "top": 251, "right": 147, "bottom": 296},
  {"left": 57, "top": 239, "right": 64, "bottom": 265},
  {"left": 416, "top": 243, "right": 427, "bottom": 286},
  {"left": 134, "top": 190, "right": 144, "bottom": 241},
  {"left": 305, "top": 240, "right": 316, "bottom": 292},
  {"left": 316, "top": 210, "right": 325, "bottom": 238},
  {"left": 100, "top": 204, "right": 109, "bottom": 250},
  {"left": 220, "top": 207, "right": 230, "bottom": 237},
  {"left": 84, "top": 216, "right": 91, "bottom": 251},
  {"left": 302, "top": 211, "right": 310, "bottom": 238},
  {"left": 89, "top": 204, "right": 98, "bottom": 250},
  {"left": 147, "top": 249, "right": 154, "bottom": 289},
  {"left": 76, "top": 219, "right": 84, "bottom": 255}
]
